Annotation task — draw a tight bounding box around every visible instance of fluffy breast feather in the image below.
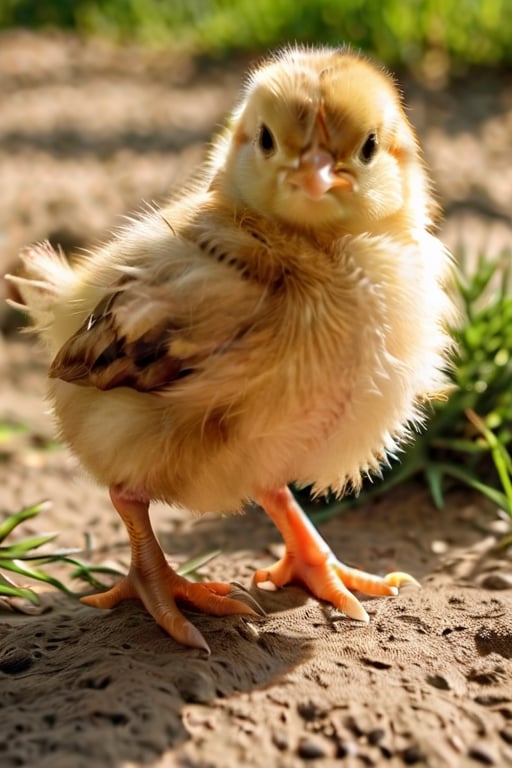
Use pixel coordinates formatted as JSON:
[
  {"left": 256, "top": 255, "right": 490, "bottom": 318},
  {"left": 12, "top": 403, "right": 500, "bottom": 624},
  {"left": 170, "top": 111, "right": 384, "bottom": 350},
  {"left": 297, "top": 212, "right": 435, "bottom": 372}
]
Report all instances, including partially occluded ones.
[{"left": 38, "top": 212, "right": 453, "bottom": 514}]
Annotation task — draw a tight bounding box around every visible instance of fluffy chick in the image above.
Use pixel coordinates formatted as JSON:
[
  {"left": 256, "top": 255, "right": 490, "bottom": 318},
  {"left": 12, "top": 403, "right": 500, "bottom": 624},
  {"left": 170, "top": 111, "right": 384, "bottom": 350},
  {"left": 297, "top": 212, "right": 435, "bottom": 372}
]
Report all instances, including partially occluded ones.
[{"left": 8, "top": 46, "right": 455, "bottom": 653}]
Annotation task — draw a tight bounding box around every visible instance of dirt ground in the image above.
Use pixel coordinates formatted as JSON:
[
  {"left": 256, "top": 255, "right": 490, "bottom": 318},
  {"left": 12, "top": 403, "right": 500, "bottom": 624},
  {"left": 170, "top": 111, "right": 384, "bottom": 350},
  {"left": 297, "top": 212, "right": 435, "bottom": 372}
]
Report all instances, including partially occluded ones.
[{"left": 1, "top": 32, "right": 512, "bottom": 768}]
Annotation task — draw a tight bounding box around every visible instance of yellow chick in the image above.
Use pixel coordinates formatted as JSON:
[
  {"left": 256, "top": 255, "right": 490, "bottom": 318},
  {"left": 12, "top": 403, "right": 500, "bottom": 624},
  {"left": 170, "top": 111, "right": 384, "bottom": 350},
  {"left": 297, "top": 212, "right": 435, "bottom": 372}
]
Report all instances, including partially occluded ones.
[{"left": 8, "top": 46, "right": 454, "bottom": 653}]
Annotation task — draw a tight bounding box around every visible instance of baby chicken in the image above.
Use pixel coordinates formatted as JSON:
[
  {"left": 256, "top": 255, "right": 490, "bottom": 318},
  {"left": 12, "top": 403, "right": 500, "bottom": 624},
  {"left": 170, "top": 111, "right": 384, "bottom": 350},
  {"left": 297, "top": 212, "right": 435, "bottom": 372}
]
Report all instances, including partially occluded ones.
[{"left": 8, "top": 46, "right": 454, "bottom": 653}]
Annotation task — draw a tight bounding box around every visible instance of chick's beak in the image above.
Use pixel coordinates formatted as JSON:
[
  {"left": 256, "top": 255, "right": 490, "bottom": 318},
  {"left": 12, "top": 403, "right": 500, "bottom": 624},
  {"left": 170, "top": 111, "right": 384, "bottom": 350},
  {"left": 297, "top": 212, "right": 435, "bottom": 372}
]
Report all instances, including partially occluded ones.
[{"left": 286, "top": 146, "right": 356, "bottom": 201}]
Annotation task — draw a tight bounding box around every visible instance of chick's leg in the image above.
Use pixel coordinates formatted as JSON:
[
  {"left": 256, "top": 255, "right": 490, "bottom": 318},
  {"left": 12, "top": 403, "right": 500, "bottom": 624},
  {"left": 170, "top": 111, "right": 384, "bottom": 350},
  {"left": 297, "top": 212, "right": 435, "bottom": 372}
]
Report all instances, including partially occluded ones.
[
  {"left": 254, "top": 487, "right": 417, "bottom": 621},
  {"left": 81, "top": 486, "right": 255, "bottom": 652}
]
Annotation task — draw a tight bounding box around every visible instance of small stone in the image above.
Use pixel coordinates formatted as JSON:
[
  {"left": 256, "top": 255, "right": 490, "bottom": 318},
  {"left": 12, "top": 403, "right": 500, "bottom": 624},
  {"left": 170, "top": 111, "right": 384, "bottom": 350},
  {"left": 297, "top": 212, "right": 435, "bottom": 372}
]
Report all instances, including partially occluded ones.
[
  {"left": 368, "top": 728, "right": 385, "bottom": 745},
  {"left": 479, "top": 573, "right": 512, "bottom": 590},
  {"left": 402, "top": 745, "right": 425, "bottom": 764},
  {"left": 298, "top": 736, "right": 329, "bottom": 760},
  {"left": 485, "top": 519, "right": 511, "bottom": 536},
  {"left": 239, "top": 620, "right": 261, "bottom": 641},
  {"left": 431, "top": 539, "right": 448, "bottom": 554}
]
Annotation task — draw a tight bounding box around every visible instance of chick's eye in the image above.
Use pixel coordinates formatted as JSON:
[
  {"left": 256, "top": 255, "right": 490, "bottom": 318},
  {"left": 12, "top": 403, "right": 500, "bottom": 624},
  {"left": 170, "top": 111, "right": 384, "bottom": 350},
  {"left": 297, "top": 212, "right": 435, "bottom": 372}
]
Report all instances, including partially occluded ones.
[
  {"left": 359, "top": 132, "right": 378, "bottom": 164},
  {"left": 258, "top": 124, "right": 275, "bottom": 156}
]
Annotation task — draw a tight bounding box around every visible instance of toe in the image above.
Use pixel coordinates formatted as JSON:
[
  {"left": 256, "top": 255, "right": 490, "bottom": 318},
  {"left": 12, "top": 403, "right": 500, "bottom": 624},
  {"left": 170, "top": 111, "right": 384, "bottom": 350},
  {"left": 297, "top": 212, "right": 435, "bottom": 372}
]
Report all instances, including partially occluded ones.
[
  {"left": 177, "top": 581, "right": 257, "bottom": 617},
  {"left": 80, "top": 576, "right": 135, "bottom": 609},
  {"left": 306, "top": 567, "right": 371, "bottom": 622},
  {"left": 332, "top": 562, "right": 399, "bottom": 597},
  {"left": 253, "top": 554, "right": 294, "bottom": 589}
]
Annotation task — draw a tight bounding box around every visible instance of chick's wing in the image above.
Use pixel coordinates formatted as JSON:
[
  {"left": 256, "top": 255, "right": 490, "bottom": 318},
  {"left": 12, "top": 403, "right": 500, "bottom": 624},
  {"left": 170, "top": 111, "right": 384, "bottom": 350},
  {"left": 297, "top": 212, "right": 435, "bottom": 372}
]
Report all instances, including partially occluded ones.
[{"left": 49, "top": 278, "right": 258, "bottom": 393}]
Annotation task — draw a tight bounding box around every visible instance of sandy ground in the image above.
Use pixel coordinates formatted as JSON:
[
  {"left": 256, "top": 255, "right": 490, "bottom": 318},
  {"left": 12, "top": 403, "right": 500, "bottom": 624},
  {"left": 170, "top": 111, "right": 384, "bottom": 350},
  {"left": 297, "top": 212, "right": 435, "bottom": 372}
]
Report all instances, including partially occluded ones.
[{"left": 1, "top": 32, "right": 512, "bottom": 768}]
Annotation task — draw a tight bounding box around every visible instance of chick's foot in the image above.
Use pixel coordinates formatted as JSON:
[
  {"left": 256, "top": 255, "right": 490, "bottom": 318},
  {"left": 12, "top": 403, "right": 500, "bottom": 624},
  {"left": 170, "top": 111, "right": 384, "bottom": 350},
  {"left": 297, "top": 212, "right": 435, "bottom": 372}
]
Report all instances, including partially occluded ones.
[
  {"left": 254, "top": 487, "right": 418, "bottom": 622},
  {"left": 80, "top": 486, "right": 255, "bottom": 653}
]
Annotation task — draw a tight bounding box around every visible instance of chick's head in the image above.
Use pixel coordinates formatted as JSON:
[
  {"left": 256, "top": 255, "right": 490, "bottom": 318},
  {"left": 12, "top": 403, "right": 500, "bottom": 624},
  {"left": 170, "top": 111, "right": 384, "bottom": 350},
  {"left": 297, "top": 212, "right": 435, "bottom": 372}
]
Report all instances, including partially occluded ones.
[{"left": 220, "top": 47, "right": 427, "bottom": 235}]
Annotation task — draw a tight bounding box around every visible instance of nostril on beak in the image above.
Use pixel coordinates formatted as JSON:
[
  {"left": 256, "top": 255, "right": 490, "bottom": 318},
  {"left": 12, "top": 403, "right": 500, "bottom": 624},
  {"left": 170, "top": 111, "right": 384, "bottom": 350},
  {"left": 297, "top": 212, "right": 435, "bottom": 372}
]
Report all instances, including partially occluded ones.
[{"left": 286, "top": 147, "right": 356, "bottom": 200}]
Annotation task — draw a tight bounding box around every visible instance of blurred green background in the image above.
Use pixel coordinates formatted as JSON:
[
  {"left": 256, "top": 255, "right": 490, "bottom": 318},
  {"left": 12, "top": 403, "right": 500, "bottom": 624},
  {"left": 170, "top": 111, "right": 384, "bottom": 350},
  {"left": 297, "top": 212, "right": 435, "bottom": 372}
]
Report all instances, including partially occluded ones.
[{"left": 0, "top": 0, "right": 510, "bottom": 71}]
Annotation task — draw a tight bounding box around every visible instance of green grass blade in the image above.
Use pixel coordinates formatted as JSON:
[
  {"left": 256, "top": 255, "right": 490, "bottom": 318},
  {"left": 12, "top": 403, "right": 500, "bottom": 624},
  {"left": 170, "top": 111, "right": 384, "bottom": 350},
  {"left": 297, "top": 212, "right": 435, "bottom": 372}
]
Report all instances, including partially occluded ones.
[
  {"left": 430, "top": 437, "right": 489, "bottom": 454},
  {"left": 68, "top": 562, "right": 125, "bottom": 590},
  {"left": 0, "top": 501, "right": 51, "bottom": 542},
  {"left": 0, "top": 583, "right": 39, "bottom": 604},
  {"left": 466, "top": 409, "right": 512, "bottom": 515},
  {"left": 0, "top": 420, "right": 28, "bottom": 444},
  {"left": 1, "top": 558, "right": 74, "bottom": 596},
  {"left": 5, "top": 547, "right": 83, "bottom": 562},
  {"left": 424, "top": 465, "right": 445, "bottom": 509},
  {"left": 0, "top": 533, "right": 60, "bottom": 557},
  {"left": 437, "top": 462, "right": 510, "bottom": 511},
  {"left": 177, "top": 549, "right": 221, "bottom": 577}
]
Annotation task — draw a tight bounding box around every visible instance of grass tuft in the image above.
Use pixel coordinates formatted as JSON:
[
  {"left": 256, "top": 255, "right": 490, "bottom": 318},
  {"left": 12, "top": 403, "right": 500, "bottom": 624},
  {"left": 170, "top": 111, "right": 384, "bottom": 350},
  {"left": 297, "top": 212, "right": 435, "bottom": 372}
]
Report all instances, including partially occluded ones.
[
  {"left": 0, "top": 501, "right": 221, "bottom": 608},
  {"left": 0, "top": 1, "right": 511, "bottom": 70}
]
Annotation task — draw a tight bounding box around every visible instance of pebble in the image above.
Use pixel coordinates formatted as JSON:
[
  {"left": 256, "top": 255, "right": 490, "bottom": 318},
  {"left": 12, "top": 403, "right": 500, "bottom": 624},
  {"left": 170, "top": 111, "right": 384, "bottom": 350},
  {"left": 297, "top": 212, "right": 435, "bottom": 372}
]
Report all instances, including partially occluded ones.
[
  {"left": 479, "top": 573, "right": 512, "bottom": 590},
  {"left": 484, "top": 518, "right": 511, "bottom": 536},
  {"left": 402, "top": 745, "right": 425, "bottom": 764},
  {"left": 298, "top": 736, "right": 329, "bottom": 760},
  {"left": 367, "top": 728, "right": 385, "bottom": 745}
]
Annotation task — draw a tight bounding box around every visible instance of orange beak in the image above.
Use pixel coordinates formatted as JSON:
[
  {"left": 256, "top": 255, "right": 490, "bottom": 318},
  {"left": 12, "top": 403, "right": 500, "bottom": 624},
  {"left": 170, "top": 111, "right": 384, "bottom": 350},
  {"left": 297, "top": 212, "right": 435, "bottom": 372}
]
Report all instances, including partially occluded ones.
[{"left": 286, "top": 146, "right": 356, "bottom": 201}]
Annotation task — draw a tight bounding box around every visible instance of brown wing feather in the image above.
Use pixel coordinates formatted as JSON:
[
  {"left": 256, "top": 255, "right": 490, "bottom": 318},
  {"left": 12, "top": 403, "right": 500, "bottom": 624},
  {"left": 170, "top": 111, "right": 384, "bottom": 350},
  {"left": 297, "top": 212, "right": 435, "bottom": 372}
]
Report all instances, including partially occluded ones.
[{"left": 49, "top": 289, "right": 203, "bottom": 392}]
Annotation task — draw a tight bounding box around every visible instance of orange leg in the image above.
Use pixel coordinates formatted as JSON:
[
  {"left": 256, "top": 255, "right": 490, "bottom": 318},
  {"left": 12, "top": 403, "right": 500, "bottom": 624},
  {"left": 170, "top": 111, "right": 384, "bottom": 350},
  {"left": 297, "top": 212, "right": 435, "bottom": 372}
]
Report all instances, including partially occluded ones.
[
  {"left": 254, "top": 487, "right": 418, "bottom": 621},
  {"left": 81, "top": 486, "right": 255, "bottom": 653}
]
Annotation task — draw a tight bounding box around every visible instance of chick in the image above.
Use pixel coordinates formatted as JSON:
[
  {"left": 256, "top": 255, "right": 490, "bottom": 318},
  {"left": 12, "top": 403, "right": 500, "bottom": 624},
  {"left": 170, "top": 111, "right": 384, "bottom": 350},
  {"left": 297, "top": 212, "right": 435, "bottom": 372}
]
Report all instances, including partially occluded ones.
[{"left": 7, "top": 46, "right": 454, "bottom": 652}]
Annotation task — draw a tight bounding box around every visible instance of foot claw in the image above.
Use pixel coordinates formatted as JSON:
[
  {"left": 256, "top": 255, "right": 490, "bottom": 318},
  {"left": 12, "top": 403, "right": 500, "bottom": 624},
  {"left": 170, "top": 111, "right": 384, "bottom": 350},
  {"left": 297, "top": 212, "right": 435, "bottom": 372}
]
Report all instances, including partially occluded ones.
[
  {"left": 80, "top": 576, "right": 135, "bottom": 609},
  {"left": 384, "top": 571, "right": 421, "bottom": 589},
  {"left": 254, "top": 556, "right": 294, "bottom": 590},
  {"left": 158, "top": 605, "right": 211, "bottom": 654},
  {"left": 342, "top": 596, "right": 370, "bottom": 623},
  {"left": 183, "top": 624, "right": 211, "bottom": 655},
  {"left": 227, "top": 582, "right": 267, "bottom": 615},
  {"left": 255, "top": 486, "right": 418, "bottom": 623}
]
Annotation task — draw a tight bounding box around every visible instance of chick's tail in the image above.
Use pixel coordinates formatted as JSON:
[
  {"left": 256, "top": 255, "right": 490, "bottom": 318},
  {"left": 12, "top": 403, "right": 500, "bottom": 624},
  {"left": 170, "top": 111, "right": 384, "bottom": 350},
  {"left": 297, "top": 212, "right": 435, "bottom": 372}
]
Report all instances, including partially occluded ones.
[{"left": 6, "top": 241, "right": 76, "bottom": 333}]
